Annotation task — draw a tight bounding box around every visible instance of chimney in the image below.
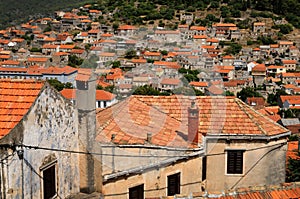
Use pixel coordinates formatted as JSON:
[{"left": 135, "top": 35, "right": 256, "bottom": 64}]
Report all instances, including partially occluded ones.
[
  {"left": 147, "top": 133, "right": 152, "bottom": 143},
  {"left": 188, "top": 96, "right": 199, "bottom": 144},
  {"left": 76, "top": 69, "right": 101, "bottom": 193}
]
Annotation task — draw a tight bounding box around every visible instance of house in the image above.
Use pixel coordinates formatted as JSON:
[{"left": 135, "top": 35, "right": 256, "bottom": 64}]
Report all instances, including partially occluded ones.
[
  {"left": 267, "top": 65, "right": 286, "bottom": 76},
  {"left": 26, "top": 57, "right": 50, "bottom": 67},
  {"left": 222, "top": 55, "right": 235, "bottom": 66},
  {"left": 154, "top": 30, "right": 181, "bottom": 43},
  {"left": 253, "top": 22, "right": 266, "bottom": 34},
  {"left": 98, "top": 52, "right": 117, "bottom": 67},
  {"left": 117, "top": 25, "right": 137, "bottom": 36},
  {"left": 251, "top": 64, "right": 266, "bottom": 86},
  {"left": 95, "top": 95, "right": 290, "bottom": 198},
  {"left": 281, "top": 72, "right": 300, "bottom": 84},
  {"left": 279, "top": 95, "right": 300, "bottom": 109},
  {"left": 143, "top": 51, "right": 162, "bottom": 61},
  {"left": 246, "top": 97, "right": 265, "bottom": 109},
  {"left": 60, "top": 88, "right": 117, "bottom": 108},
  {"left": 0, "top": 79, "right": 79, "bottom": 198},
  {"left": 189, "top": 81, "right": 208, "bottom": 93},
  {"left": 159, "top": 78, "right": 182, "bottom": 90},
  {"left": 282, "top": 59, "right": 297, "bottom": 71}
]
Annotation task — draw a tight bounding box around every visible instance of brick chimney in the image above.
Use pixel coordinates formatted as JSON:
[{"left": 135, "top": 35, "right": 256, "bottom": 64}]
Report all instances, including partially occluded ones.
[{"left": 188, "top": 96, "right": 199, "bottom": 144}]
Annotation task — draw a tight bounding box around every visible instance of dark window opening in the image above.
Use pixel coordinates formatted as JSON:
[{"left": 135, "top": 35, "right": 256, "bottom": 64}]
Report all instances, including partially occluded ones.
[
  {"left": 168, "top": 172, "right": 180, "bottom": 196},
  {"left": 227, "top": 150, "right": 244, "bottom": 174},
  {"left": 43, "top": 165, "right": 56, "bottom": 199},
  {"left": 129, "top": 184, "right": 144, "bottom": 199},
  {"left": 202, "top": 156, "right": 207, "bottom": 181}
]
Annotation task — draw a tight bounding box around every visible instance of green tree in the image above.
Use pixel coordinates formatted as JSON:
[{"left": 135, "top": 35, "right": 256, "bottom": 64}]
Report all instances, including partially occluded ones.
[
  {"left": 68, "top": 55, "right": 84, "bottom": 68},
  {"left": 125, "top": 49, "right": 137, "bottom": 59},
  {"left": 47, "top": 79, "right": 64, "bottom": 91},
  {"left": 286, "top": 156, "right": 300, "bottom": 182},
  {"left": 237, "top": 87, "right": 262, "bottom": 102},
  {"left": 133, "top": 85, "right": 161, "bottom": 95},
  {"left": 224, "top": 43, "right": 242, "bottom": 55}
]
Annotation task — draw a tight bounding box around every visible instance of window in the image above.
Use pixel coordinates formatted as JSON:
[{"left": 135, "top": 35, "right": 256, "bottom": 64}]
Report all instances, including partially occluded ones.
[
  {"left": 167, "top": 173, "right": 180, "bottom": 196},
  {"left": 129, "top": 184, "right": 144, "bottom": 199},
  {"left": 202, "top": 156, "right": 207, "bottom": 181},
  {"left": 42, "top": 164, "right": 56, "bottom": 199},
  {"left": 227, "top": 150, "right": 244, "bottom": 174}
]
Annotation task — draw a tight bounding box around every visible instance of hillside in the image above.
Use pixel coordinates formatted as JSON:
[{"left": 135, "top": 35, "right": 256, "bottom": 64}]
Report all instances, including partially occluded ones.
[
  {"left": 1, "top": 0, "right": 300, "bottom": 32},
  {"left": 0, "top": 0, "right": 93, "bottom": 29}
]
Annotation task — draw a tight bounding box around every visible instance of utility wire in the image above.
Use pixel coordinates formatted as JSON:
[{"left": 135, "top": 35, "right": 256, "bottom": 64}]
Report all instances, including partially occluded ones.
[{"left": 0, "top": 142, "right": 283, "bottom": 158}]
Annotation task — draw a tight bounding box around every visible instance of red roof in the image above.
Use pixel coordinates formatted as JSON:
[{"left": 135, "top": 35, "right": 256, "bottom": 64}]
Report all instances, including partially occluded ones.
[
  {"left": 61, "top": 89, "right": 115, "bottom": 101},
  {"left": 160, "top": 78, "right": 181, "bottom": 85},
  {"left": 0, "top": 79, "right": 44, "bottom": 138},
  {"left": 207, "top": 182, "right": 300, "bottom": 199},
  {"left": 189, "top": 81, "right": 208, "bottom": 87},
  {"left": 96, "top": 96, "right": 289, "bottom": 147},
  {"left": 287, "top": 141, "right": 300, "bottom": 160},
  {"left": 252, "top": 64, "right": 266, "bottom": 72}
]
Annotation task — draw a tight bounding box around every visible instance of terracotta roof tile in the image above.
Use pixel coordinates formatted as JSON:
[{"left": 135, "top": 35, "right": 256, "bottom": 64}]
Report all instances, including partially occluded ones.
[
  {"left": 0, "top": 79, "right": 44, "bottom": 138},
  {"left": 96, "top": 96, "right": 289, "bottom": 147}
]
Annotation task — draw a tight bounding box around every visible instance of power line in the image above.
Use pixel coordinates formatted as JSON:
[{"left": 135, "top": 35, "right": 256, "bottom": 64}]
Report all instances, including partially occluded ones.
[{"left": 0, "top": 141, "right": 283, "bottom": 159}]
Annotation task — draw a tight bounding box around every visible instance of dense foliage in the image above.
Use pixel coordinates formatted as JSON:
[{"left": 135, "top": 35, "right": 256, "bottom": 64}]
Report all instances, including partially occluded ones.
[
  {"left": 2, "top": 0, "right": 300, "bottom": 30},
  {"left": 0, "top": 0, "right": 93, "bottom": 29}
]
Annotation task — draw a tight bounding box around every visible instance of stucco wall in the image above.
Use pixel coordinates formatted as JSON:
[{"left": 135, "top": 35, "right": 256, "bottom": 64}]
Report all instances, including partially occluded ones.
[
  {"left": 2, "top": 84, "right": 79, "bottom": 198},
  {"left": 102, "top": 156, "right": 203, "bottom": 199},
  {"left": 205, "top": 138, "right": 287, "bottom": 194}
]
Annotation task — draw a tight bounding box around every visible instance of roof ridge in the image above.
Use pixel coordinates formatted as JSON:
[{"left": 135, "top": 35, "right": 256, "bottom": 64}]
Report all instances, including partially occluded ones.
[{"left": 235, "top": 98, "right": 268, "bottom": 135}]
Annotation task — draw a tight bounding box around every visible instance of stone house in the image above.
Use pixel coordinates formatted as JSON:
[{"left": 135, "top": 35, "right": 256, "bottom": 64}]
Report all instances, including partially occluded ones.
[
  {"left": 282, "top": 59, "right": 297, "bottom": 71},
  {"left": 60, "top": 88, "right": 117, "bottom": 109},
  {"left": 251, "top": 64, "right": 266, "bottom": 86},
  {"left": 154, "top": 30, "right": 181, "bottom": 43},
  {"left": 253, "top": 22, "right": 266, "bottom": 34},
  {"left": 0, "top": 79, "right": 80, "bottom": 198},
  {"left": 159, "top": 78, "right": 182, "bottom": 91},
  {"left": 95, "top": 95, "right": 290, "bottom": 198}
]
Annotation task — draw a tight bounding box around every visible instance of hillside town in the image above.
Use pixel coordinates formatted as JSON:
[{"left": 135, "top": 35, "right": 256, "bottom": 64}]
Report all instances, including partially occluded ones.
[{"left": 0, "top": 2, "right": 299, "bottom": 199}]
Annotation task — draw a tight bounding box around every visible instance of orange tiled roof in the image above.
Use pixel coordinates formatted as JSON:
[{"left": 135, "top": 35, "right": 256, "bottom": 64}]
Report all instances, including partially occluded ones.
[
  {"left": 0, "top": 79, "right": 44, "bottom": 138},
  {"left": 118, "top": 25, "right": 137, "bottom": 30},
  {"left": 96, "top": 96, "right": 289, "bottom": 147},
  {"left": 61, "top": 89, "right": 115, "bottom": 101},
  {"left": 287, "top": 141, "right": 300, "bottom": 160},
  {"left": 252, "top": 64, "right": 266, "bottom": 72},
  {"left": 253, "top": 22, "right": 265, "bottom": 26},
  {"left": 161, "top": 78, "right": 180, "bottom": 85},
  {"left": 207, "top": 182, "right": 300, "bottom": 198},
  {"left": 282, "top": 60, "right": 297, "bottom": 64},
  {"left": 153, "top": 61, "right": 181, "bottom": 69},
  {"left": 193, "top": 35, "right": 207, "bottom": 39},
  {"left": 280, "top": 95, "right": 300, "bottom": 104},
  {"left": 131, "top": 58, "right": 147, "bottom": 63},
  {"left": 279, "top": 41, "right": 293, "bottom": 45},
  {"left": 144, "top": 51, "right": 161, "bottom": 56},
  {"left": 76, "top": 68, "right": 92, "bottom": 82},
  {"left": 189, "top": 81, "right": 208, "bottom": 87},
  {"left": 190, "top": 26, "right": 206, "bottom": 31},
  {"left": 27, "top": 57, "right": 48, "bottom": 62},
  {"left": 0, "top": 60, "right": 20, "bottom": 65},
  {"left": 59, "top": 44, "right": 75, "bottom": 49}
]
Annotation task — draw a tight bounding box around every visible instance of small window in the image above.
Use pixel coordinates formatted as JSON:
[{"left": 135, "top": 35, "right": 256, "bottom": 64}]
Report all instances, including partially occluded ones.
[
  {"left": 167, "top": 173, "right": 180, "bottom": 196},
  {"left": 129, "top": 184, "right": 144, "bottom": 199},
  {"left": 227, "top": 150, "right": 244, "bottom": 174},
  {"left": 42, "top": 164, "right": 56, "bottom": 199},
  {"left": 202, "top": 156, "right": 207, "bottom": 181}
]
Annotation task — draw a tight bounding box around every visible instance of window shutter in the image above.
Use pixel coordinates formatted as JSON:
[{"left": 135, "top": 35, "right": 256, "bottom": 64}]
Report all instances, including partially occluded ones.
[
  {"left": 227, "top": 150, "right": 244, "bottom": 174},
  {"left": 168, "top": 173, "right": 180, "bottom": 196}
]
